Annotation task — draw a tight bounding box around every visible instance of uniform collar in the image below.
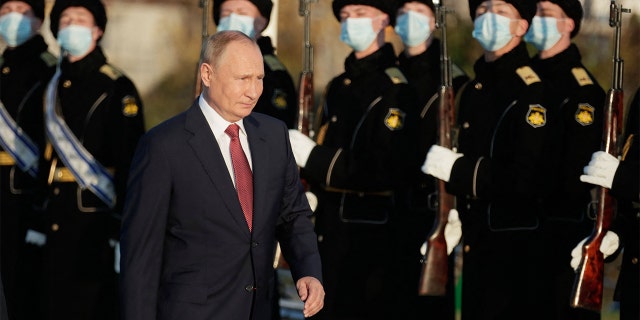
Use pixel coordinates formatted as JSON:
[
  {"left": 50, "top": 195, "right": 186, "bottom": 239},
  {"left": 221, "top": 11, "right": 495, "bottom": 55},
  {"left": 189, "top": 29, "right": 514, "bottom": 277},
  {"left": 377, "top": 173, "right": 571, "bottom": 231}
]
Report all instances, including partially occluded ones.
[
  {"left": 530, "top": 43, "right": 581, "bottom": 75},
  {"left": 61, "top": 46, "right": 107, "bottom": 78},
  {"left": 256, "top": 36, "right": 274, "bottom": 56},
  {"left": 2, "top": 35, "right": 48, "bottom": 62},
  {"left": 474, "top": 42, "right": 531, "bottom": 79},
  {"left": 344, "top": 43, "right": 397, "bottom": 79}
]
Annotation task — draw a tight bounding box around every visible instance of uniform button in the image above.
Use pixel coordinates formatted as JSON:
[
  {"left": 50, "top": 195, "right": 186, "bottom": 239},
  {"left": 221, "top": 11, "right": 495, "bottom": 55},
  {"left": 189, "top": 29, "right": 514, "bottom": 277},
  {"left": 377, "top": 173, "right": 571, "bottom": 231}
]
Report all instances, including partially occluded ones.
[
  {"left": 343, "top": 78, "right": 351, "bottom": 86},
  {"left": 53, "top": 187, "right": 60, "bottom": 195},
  {"left": 462, "top": 122, "right": 470, "bottom": 129},
  {"left": 474, "top": 82, "right": 482, "bottom": 90},
  {"left": 330, "top": 116, "right": 337, "bottom": 123},
  {"left": 632, "top": 257, "right": 638, "bottom": 265},
  {"left": 63, "top": 80, "right": 72, "bottom": 88},
  {"left": 251, "top": 241, "right": 258, "bottom": 248},
  {"left": 2, "top": 67, "right": 9, "bottom": 74},
  {"left": 245, "top": 285, "right": 255, "bottom": 292},
  {"left": 464, "top": 245, "right": 470, "bottom": 253},
  {"left": 51, "top": 223, "right": 59, "bottom": 232},
  {"left": 318, "top": 235, "right": 324, "bottom": 242}
]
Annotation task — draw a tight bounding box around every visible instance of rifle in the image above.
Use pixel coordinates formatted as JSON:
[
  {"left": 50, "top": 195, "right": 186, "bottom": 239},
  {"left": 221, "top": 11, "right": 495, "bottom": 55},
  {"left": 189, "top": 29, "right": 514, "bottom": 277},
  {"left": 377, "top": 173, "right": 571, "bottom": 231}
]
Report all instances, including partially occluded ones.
[
  {"left": 569, "top": 0, "right": 630, "bottom": 311},
  {"left": 418, "top": 0, "right": 456, "bottom": 297},
  {"left": 194, "top": 0, "right": 210, "bottom": 98},
  {"left": 296, "top": 0, "right": 316, "bottom": 137},
  {"left": 273, "top": 0, "right": 316, "bottom": 270}
]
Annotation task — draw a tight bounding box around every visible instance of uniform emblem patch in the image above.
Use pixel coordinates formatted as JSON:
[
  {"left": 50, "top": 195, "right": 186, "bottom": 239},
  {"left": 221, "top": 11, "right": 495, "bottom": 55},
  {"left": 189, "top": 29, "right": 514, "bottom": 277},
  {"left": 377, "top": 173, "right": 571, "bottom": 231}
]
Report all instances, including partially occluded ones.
[
  {"left": 575, "top": 104, "right": 594, "bottom": 126},
  {"left": 272, "top": 89, "right": 288, "bottom": 110},
  {"left": 122, "top": 96, "right": 139, "bottom": 117},
  {"left": 384, "top": 108, "right": 405, "bottom": 131},
  {"left": 526, "top": 104, "right": 546, "bottom": 128}
]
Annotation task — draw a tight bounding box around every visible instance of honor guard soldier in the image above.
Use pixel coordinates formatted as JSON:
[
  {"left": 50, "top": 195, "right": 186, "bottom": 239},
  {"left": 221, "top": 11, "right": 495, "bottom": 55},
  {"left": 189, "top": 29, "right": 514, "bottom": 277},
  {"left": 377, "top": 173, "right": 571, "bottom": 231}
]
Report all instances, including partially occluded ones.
[
  {"left": 288, "top": 0, "right": 419, "bottom": 318},
  {"left": 0, "top": 0, "right": 55, "bottom": 319},
  {"left": 393, "top": 1, "right": 469, "bottom": 318},
  {"left": 39, "top": 0, "right": 145, "bottom": 318},
  {"left": 422, "top": 0, "right": 555, "bottom": 318},
  {"left": 574, "top": 88, "right": 640, "bottom": 320},
  {"left": 213, "top": 0, "right": 297, "bottom": 128},
  {"left": 524, "top": 1, "right": 605, "bottom": 319}
]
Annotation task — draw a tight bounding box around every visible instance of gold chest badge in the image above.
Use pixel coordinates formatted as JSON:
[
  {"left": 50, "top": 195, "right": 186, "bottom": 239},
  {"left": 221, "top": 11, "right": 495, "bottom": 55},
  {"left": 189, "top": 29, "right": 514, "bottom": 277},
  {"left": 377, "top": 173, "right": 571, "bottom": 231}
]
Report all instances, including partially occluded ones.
[
  {"left": 526, "top": 104, "right": 546, "bottom": 128},
  {"left": 384, "top": 108, "right": 405, "bottom": 131},
  {"left": 122, "top": 96, "right": 139, "bottom": 117},
  {"left": 272, "top": 89, "right": 288, "bottom": 110},
  {"left": 575, "top": 104, "right": 595, "bottom": 126}
]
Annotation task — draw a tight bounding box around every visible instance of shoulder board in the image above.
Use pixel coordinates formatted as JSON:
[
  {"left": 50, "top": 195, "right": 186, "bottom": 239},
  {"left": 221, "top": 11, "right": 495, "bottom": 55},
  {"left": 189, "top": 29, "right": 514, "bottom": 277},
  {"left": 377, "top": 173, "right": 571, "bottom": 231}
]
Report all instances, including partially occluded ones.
[
  {"left": 263, "top": 54, "right": 286, "bottom": 72},
  {"left": 515, "top": 66, "right": 541, "bottom": 86},
  {"left": 384, "top": 67, "right": 408, "bottom": 85},
  {"left": 571, "top": 67, "right": 594, "bottom": 87},
  {"left": 451, "top": 63, "right": 466, "bottom": 79},
  {"left": 99, "top": 64, "right": 123, "bottom": 81},
  {"left": 40, "top": 52, "right": 57, "bottom": 67}
]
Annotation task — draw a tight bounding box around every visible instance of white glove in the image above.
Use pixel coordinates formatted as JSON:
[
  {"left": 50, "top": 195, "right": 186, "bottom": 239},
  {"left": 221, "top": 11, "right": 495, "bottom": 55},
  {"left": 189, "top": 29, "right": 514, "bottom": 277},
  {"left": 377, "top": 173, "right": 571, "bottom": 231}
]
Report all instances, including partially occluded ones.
[
  {"left": 288, "top": 129, "right": 316, "bottom": 168},
  {"left": 422, "top": 145, "right": 463, "bottom": 182},
  {"left": 109, "top": 239, "right": 120, "bottom": 274},
  {"left": 25, "top": 229, "right": 46, "bottom": 247},
  {"left": 444, "top": 209, "right": 462, "bottom": 254},
  {"left": 419, "top": 209, "right": 462, "bottom": 256},
  {"left": 305, "top": 191, "right": 318, "bottom": 212},
  {"left": 580, "top": 151, "right": 619, "bottom": 189},
  {"left": 570, "top": 231, "right": 619, "bottom": 271}
]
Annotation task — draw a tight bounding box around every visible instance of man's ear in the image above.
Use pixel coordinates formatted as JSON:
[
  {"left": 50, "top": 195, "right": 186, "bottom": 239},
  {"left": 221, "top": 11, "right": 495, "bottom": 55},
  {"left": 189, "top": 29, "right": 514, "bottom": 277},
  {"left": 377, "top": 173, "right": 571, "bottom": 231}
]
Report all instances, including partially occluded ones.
[
  {"left": 254, "top": 16, "right": 268, "bottom": 35},
  {"left": 563, "top": 18, "right": 575, "bottom": 35},
  {"left": 200, "top": 63, "right": 213, "bottom": 87},
  {"left": 514, "top": 19, "right": 528, "bottom": 37}
]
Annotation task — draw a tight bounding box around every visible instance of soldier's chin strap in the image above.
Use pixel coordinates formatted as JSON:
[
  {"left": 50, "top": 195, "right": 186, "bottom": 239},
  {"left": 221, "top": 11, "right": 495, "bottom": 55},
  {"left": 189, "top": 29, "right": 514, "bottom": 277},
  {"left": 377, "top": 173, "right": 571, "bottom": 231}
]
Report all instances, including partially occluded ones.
[{"left": 44, "top": 53, "right": 116, "bottom": 208}]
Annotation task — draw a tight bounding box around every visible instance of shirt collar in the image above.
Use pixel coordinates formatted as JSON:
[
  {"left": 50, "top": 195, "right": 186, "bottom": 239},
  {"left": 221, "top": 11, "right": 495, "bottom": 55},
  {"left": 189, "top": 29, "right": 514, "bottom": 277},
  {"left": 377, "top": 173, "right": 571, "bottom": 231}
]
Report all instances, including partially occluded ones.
[{"left": 198, "top": 94, "right": 247, "bottom": 138}]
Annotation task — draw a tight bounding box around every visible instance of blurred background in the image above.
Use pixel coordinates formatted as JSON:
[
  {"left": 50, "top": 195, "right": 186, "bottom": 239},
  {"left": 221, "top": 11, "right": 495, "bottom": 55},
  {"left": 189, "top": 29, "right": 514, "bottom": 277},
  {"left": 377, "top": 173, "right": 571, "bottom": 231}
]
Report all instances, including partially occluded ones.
[{"left": 17, "top": 0, "right": 640, "bottom": 319}]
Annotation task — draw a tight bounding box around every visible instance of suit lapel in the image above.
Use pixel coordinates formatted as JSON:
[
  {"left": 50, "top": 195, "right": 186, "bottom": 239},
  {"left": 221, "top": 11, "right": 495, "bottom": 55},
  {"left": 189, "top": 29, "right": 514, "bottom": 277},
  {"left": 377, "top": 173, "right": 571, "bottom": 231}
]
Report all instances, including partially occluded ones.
[{"left": 184, "top": 103, "right": 251, "bottom": 235}]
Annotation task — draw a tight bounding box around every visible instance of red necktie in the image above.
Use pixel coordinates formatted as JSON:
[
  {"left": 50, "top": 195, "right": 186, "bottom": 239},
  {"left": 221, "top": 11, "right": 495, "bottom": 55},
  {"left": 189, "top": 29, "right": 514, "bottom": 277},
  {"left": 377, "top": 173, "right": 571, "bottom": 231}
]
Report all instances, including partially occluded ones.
[{"left": 225, "top": 124, "right": 253, "bottom": 231}]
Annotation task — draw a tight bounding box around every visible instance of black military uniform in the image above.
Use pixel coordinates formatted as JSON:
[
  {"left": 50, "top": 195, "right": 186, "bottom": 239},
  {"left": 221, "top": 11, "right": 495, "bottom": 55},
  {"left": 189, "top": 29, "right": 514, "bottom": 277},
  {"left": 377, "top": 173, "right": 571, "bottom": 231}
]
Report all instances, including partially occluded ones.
[
  {"left": 0, "top": 0, "right": 55, "bottom": 317},
  {"left": 532, "top": 41, "right": 605, "bottom": 319},
  {"left": 38, "top": 1, "right": 145, "bottom": 319},
  {"left": 444, "top": 1, "right": 555, "bottom": 317},
  {"left": 299, "top": 2, "right": 418, "bottom": 318},
  {"left": 395, "top": 27, "right": 469, "bottom": 320},
  {"left": 212, "top": 0, "right": 297, "bottom": 128},
  {"left": 609, "top": 88, "right": 639, "bottom": 320}
]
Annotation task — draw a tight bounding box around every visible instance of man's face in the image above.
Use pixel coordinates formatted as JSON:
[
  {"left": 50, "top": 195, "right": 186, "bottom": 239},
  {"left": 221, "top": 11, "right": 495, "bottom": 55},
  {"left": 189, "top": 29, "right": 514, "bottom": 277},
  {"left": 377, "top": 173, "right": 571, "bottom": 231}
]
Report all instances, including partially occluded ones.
[
  {"left": 58, "top": 6, "right": 102, "bottom": 39},
  {"left": 0, "top": 1, "right": 34, "bottom": 17},
  {"left": 220, "top": 0, "right": 267, "bottom": 34},
  {"left": 397, "top": 1, "right": 435, "bottom": 29},
  {"left": 339, "top": 4, "right": 385, "bottom": 22},
  {"left": 204, "top": 40, "right": 264, "bottom": 122},
  {"left": 475, "top": 0, "right": 521, "bottom": 20}
]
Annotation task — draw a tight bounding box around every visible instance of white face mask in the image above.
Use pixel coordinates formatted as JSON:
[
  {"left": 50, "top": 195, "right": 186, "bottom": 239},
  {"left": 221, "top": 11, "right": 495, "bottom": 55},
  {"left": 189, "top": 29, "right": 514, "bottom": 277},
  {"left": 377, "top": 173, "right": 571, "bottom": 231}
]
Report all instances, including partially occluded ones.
[
  {"left": 0, "top": 12, "right": 33, "bottom": 47},
  {"left": 395, "top": 11, "right": 432, "bottom": 47},
  {"left": 471, "top": 12, "right": 514, "bottom": 52},
  {"left": 340, "top": 17, "right": 378, "bottom": 52},
  {"left": 57, "top": 25, "right": 94, "bottom": 57},
  {"left": 217, "top": 13, "right": 256, "bottom": 38},
  {"left": 524, "top": 16, "right": 562, "bottom": 51}
]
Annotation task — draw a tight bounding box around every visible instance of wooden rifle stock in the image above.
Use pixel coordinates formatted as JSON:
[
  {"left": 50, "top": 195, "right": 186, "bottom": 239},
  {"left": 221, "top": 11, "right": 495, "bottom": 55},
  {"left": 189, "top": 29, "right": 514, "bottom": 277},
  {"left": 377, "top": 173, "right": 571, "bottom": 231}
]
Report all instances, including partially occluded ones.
[
  {"left": 570, "top": 1, "right": 629, "bottom": 311},
  {"left": 194, "top": 0, "right": 210, "bottom": 98},
  {"left": 297, "top": 71, "right": 313, "bottom": 136},
  {"left": 418, "top": 0, "right": 456, "bottom": 296}
]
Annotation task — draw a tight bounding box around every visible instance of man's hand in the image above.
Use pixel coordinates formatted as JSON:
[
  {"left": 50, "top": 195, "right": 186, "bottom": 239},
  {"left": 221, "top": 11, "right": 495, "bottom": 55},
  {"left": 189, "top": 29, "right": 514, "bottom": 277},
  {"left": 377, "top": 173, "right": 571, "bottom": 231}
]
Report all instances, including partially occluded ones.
[
  {"left": 296, "top": 276, "right": 324, "bottom": 318},
  {"left": 419, "top": 209, "right": 462, "bottom": 256},
  {"left": 422, "top": 145, "right": 462, "bottom": 182},
  {"left": 580, "top": 151, "right": 619, "bottom": 189},
  {"left": 288, "top": 129, "right": 316, "bottom": 168},
  {"left": 570, "top": 231, "right": 620, "bottom": 271}
]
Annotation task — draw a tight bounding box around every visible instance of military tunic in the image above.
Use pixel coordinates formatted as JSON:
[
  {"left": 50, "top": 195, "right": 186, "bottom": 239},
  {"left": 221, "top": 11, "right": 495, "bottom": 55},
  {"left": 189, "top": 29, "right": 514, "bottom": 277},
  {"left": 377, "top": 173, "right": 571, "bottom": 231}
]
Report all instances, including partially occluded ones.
[
  {"left": 532, "top": 43, "right": 605, "bottom": 320},
  {"left": 394, "top": 39, "right": 469, "bottom": 320},
  {"left": 40, "top": 47, "right": 144, "bottom": 320},
  {"left": 255, "top": 36, "right": 297, "bottom": 128},
  {"left": 303, "top": 43, "right": 418, "bottom": 320},
  {"left": 610, "top": 88, "right": 639, "bottom": 320},
  {"left": 0, "top": 35, "right": 56, "bottom": 319},
  {"left": 447, "top": 43, "right": 554, "bottom": 319}
]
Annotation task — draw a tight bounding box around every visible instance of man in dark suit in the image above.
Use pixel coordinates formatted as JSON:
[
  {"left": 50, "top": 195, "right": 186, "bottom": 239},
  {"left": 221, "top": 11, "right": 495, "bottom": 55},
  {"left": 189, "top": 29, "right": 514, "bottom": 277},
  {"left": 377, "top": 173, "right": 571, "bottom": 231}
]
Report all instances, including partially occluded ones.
[{"left": 119, "top": 30, "right": 324, "bottom": 320}]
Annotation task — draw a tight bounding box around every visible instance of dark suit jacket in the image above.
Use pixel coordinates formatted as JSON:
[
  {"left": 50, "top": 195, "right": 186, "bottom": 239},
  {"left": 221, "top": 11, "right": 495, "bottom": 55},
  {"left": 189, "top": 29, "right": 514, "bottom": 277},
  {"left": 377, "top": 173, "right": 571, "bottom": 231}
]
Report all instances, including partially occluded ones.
[{"left": 119, "top": 102, "right": 322, "bottom": 320}]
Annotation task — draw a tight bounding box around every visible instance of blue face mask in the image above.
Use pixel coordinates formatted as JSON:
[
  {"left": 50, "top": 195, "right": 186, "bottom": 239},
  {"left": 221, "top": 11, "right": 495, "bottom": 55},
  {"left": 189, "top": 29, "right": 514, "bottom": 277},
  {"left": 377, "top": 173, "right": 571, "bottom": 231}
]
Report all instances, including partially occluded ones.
[
  {"left": 0, "top": 12, "right": 33, "bottom": 47},
  {"left": 395, "top": 11, "right": 432, "bottom": 47},
  {"left": 340, "top": 17, "right": 377, "bottom": 52},
  {"left": 524, "top": 16, "right": 562, "bottom": 51},
  {"left": 472, "top": 12, "right": 514, "bottom": 51},
  {"left": 217, "top": 13, "right": 256, "bottom": 39},
  {"left": 58, "top": 25, "right": 93, "bottom": 57}
]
